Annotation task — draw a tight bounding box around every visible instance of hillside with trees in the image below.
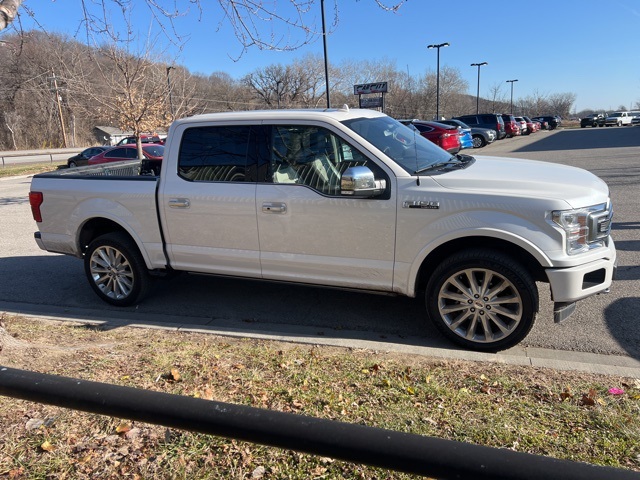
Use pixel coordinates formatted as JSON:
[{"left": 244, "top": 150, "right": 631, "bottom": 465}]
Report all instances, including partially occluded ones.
[{"left": 0, "top": 31, "right": 579, "bottom": 150}]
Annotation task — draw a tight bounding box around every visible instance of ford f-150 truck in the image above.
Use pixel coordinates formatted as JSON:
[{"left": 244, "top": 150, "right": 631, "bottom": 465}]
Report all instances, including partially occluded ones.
[{"left": 29, "top": 107, "right": 616, "bottom": 352}]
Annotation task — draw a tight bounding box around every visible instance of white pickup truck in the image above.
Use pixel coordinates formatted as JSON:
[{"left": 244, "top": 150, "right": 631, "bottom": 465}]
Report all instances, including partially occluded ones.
[
  {"left": 604, "top": 111, "right": 633, "bottom": 127},
  {"left": 29, "top": 107, "right": 616, "bottom": 351}
]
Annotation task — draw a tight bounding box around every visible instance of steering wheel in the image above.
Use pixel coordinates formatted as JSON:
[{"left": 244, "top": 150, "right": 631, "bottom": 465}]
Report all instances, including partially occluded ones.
[{"left": 393, "top": 130, "right": 415, "bottom": 146}]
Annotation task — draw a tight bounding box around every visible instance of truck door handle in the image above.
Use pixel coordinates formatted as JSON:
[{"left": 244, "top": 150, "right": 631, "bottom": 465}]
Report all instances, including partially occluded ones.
[
  {"left": 169, "top": 198, "right": 191, "bottom": 209},
  {"left": 262, "top": 202, "right": 287, "bottom": 214}
]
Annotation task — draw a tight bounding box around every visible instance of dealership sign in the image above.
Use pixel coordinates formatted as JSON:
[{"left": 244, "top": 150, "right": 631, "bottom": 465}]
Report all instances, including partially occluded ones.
[
  {"left": 359, "top": 96, "right": 383, "bottom": 108},
  {"left": 353, "top": 82, "right": 388, "bottom": 95}
]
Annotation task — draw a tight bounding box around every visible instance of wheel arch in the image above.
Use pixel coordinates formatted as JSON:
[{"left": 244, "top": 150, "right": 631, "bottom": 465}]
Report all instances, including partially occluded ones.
[
  {"left": 413, "top": 236, "right": 547, "bottom": 296},
  {"left": 78, "top": 217, "right": 151, "bottom": 267}
]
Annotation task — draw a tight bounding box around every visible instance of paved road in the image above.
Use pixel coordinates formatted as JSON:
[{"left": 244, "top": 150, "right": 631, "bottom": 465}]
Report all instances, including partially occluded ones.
[{"left": 1, "top": 127, "right": 638, "bottom": 360}]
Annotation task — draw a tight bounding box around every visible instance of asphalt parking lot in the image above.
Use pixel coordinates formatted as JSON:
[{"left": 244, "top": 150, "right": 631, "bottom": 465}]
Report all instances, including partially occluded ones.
[{"left": 0, "top": 126, "right": 639, "bottom": 374}]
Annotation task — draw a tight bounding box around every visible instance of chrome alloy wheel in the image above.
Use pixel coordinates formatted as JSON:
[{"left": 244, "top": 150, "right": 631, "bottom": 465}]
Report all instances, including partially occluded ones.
[
  {"left": 89, "top": 245, "right": 134, "bottom": 300},
  {"left": 437, "top": 268, "right": 523, "bottom": 344}
]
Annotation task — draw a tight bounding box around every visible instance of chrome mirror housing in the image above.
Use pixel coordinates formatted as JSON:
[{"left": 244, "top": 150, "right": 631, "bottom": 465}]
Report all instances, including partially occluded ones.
[{"left": 341, "top": 166, "right": 386, "bottom": 197}]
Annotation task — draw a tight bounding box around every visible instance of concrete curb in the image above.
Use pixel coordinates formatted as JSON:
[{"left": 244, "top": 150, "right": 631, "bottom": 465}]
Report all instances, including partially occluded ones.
[{"left": 3, "top": 303, "right": 639, "bottom": 379}]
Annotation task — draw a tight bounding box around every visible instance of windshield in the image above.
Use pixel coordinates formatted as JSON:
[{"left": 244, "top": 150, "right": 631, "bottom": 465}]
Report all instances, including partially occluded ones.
[
  {"left": 341, "top": 116, "right": 453, "bottom": 175},
  {"left": 143, "top": 145, "right": 165, "bottom": 157}
]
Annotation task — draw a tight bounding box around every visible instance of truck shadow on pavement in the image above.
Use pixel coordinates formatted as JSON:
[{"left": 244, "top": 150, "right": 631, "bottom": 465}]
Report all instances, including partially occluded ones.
[
  {"left": 2, "top": 254, "right": 638, "bottom": 359},
  {"left": 604, "top": 298, "right": 640, "bottom": 359},
  {"left": 0, "top": 254, "right": 456, "bottom": 352}
]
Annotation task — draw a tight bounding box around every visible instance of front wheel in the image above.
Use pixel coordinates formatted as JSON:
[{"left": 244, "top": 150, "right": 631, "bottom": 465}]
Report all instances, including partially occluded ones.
[
  {"left": 425, "top": 249, "right": 538, "bottom": 352},
  {"left": 84, "top": 232, "right": 152, "bottom": 306},
  {"left": 472, "top": 135, "right": 486, "bottom": 148}
]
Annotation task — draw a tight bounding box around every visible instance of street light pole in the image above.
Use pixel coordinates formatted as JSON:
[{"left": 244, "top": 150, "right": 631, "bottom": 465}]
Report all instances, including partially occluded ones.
[
  {"left": 427, "top": 42, "right": 449, "bottom": 120},
  {"left": 470, "top": 62, "right": 488, "bottom": 114},
  {"left": 506, "top": 79, "right": 518, "bottom": 114}
]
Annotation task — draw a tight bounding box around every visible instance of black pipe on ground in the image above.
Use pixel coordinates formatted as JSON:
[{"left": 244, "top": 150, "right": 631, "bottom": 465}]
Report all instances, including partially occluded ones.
[{"left": 1, "top": 366, "right": 637, "bottom": 480}]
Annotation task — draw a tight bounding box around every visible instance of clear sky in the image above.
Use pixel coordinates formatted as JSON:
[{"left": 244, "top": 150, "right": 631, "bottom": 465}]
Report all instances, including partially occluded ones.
[{"left": 13, "top": 0, "right": 640, "bottom": 113}]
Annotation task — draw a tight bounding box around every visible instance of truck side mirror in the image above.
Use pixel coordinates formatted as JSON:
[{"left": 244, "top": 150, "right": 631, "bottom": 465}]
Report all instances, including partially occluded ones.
[{"left": 340, "top": 166, "right": 386, "bottom": 198}]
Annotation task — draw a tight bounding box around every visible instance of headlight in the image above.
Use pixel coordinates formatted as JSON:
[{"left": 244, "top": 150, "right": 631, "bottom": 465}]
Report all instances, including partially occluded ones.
[{"left": 551, "top": 203, "right": 611, "bottom": 255}]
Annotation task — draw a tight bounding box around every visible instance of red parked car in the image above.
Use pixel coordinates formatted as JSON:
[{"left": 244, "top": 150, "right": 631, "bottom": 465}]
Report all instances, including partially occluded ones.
[
  {"left": 501, "top": 114, "right": 521, "bottom": 137},
  {"left": 88, "top": 144, "right": 164, "bottom": 165},
  {"left": 402, "top": 120, "right": 461, "bottom": 154},
  {"left": 88, "top": 144, "right": 165, "bottom": 175},
  {"left": 521, "top": 116, "right": 538, "bottom": 134}
]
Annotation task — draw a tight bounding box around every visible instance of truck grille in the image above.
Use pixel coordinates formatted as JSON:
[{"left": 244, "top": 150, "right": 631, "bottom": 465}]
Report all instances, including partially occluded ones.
[{"left": 588, "top": 204, "right": 612, "bottom": 243}]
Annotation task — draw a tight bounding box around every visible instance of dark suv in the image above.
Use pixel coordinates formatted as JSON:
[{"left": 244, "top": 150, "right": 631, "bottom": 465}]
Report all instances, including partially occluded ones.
[
  {"left": 453, "top": 114, "right": 506, "bottom": 140},
  {"left": 531, "top": 116, "right": 558, "bottom": 130}
]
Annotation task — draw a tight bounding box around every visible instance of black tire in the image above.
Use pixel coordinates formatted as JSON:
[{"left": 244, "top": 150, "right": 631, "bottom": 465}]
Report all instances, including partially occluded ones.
[
  {"left": 425, "top": 249, "right": 538, "bottom": 352},
  {"left": 68, "top": 160, "right": 78, "bottom": 168},
  {"left": 84, "top": 232, "right": 152, "bottom": 306},
  {"left": 472, "top": 135, "right": 486, "bottom": 148}
]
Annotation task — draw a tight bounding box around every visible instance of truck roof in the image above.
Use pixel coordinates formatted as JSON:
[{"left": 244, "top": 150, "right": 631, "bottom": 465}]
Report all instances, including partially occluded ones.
[{"left": 172, "top": 106, "right": 386, "bottom": 126}]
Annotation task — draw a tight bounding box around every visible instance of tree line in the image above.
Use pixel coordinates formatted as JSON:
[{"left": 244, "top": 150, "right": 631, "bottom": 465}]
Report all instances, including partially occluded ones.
[{"left": 0, "top": 31, "right": 579, "bottom": 150}]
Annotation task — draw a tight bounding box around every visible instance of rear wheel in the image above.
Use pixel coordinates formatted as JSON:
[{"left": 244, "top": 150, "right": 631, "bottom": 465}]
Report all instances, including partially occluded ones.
[
  {"left": 425, "top": 249, "right": 538, "bottom": 352},
  {"left": 84, "top": 232, "right": 152, "bottom": 306}
]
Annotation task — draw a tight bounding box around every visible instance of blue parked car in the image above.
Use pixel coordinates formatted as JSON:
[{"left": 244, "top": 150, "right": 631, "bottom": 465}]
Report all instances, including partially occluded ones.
[{"left": 438, "top": 119, "right": 473, "bottom": 149}]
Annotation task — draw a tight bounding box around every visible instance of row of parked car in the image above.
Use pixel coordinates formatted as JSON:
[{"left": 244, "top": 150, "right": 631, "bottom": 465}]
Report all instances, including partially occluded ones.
[
  {"left": 66, "top": 135, "right": 165, "bottom": 169},
  {"left": 399, "top": 113, "right": 559, "bottom": 155},
  {"left": 67, "top": 113, "right": 563, "bottom": 172},
  {"left": 580, "top": 111, "right": 640, "bottom": 128}
]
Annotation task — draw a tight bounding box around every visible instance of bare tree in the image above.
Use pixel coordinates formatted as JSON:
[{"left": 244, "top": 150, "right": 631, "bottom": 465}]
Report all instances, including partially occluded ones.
[
  {"left": 487, "top": 82, "right": 507, "bottom": 113},
  {"left": 243, "top": 64, "right": 292, "bottom": 108},
  {"left": 90, "top": 46, "right": 171, "bottom": 156},
  {"left": 1, "top": 1, "right": 407, "bottom": 55}
]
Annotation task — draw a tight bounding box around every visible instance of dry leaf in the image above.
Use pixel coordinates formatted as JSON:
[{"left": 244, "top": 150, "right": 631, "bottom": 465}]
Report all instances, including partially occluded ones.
[
  {"left": 116, "top": 423, "right": 131, "bottom": 434},
  {"left": 202, "top": 388, "right": 214, "bottom": 401},
  {"left": 40, "top": 440, "right": 55, "bottom": 452},
  {"left": 580, "top": 393, "right": 596, "bottom": 406}
]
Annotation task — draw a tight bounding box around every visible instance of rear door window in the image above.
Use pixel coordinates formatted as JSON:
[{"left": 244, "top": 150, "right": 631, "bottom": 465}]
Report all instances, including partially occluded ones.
[{"left": 177, "top": 125, "right": 256, "bottom": 182}]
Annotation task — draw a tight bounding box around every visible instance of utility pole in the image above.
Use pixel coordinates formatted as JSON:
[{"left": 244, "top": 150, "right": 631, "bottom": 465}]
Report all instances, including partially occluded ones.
[
  {"left": 321, "top": 0, "right": 331, "bottom": 108},
  {"left": 50, "top": 71, "right": 68, "bottom": 148},
  {"left": 166, "top": 66, "right": 175, "bottom": 120}
]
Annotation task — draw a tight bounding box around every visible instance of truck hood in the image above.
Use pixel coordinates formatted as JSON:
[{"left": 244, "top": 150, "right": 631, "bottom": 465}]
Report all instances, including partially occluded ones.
[{"left": 431, "top": 155, "right": 609, "bottom": 208}]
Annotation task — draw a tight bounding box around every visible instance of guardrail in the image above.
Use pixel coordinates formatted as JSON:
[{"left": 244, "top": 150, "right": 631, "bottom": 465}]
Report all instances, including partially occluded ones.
[
  {"left": 1, "top": 366, "right": 637, "bottom": 480},
  {"left": 0, "top": 148, "right": 83, "bottom": 167}
]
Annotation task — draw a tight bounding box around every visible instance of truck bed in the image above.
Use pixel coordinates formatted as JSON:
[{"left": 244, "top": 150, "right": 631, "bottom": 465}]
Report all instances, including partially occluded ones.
[
  {"left": 31, "top": 160, "right": 165, "bottom": 267},
  {"left": 37, "top": 160, "right": 154, "bottom": 178}
]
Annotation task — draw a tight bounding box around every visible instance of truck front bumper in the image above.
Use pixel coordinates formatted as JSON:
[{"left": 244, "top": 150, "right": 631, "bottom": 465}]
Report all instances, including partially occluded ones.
[{"left": 545, "top": 245, "right": 617, "bottom": 304}]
